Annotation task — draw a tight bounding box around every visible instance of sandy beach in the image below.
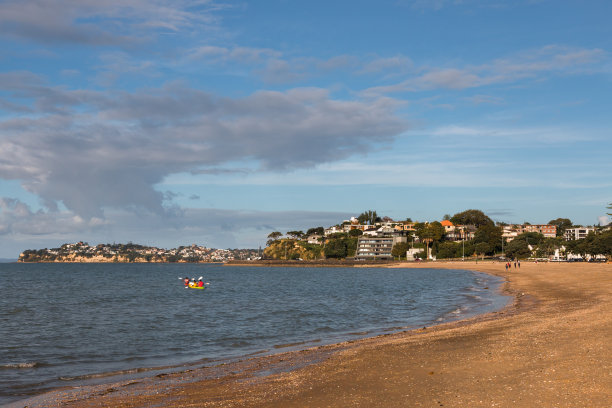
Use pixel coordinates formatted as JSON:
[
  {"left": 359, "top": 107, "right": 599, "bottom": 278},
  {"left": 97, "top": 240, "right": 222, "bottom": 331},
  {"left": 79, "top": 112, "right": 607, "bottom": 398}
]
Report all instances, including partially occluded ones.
[{"left": 18, "top": 261, "right": 611, "bottom": 408}]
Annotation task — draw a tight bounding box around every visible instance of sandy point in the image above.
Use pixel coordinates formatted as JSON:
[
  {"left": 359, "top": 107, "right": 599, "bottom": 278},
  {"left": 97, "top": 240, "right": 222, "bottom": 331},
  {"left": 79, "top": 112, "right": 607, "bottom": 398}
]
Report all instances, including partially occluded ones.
[{"left": 18, "top": 261, "right": 611, "bottom": 408}]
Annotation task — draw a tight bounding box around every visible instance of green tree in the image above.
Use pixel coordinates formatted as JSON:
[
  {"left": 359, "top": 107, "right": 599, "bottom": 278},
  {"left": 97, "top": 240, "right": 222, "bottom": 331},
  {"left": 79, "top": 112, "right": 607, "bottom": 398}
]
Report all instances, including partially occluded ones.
[
  {"left": 517, "top": 232, "right": 545, "bottom": 246},
  {"left": 357, "top": 210, "right": 380, "bottom": 225},
  {"left": 307, "top": 227, "right": 325, "bottom": 236},
  {"left": 268, "top": 231, "right": 283, "bottom": 240},
  {"left": 323, "top": 234, "right": 358, "bottom": 259},
  {"left": 324, "top": 238, "right": 347, "bottom": 258},
  {"left": 504, "top": 239, "right": 531, "bottom": 259},
  {"left": 417, "top": 221, "right": 445, "bottom": 242},
  {"left": 535, "top": 237, "right": 564, "bottom": 259},
  {"left": 348, "top": 228, "right": 363, "bottom": 237},
  {"left": 568, "top": 234, "right": 593, "bottom": 259},
  {"left": 450, "top": 209, "right": 493, "bottom": 228},
  {"left": 548, "top": 218, "right": 573, "bottom": 237},
  {"left": 474, "top": 242, "right": 492, "bottom": 258},
  {"left": 594, "top": 229, "right": 612, "bottom": 260},
  {"left": 474, "top": 223, "right": 502, "bottom": 253},
  {"left": 435, "top": 241, "right": 461, "bottom": 259},
  {"left": 391, "top": 242, "right": 410, "bottom": 260},
  {"left": 266, "top": 231, "right": 283, "bottom": 246},
  {"left": 571, "top": 231, "right": 612, "bottom": 261},
  {"left": 346, "top": 236, "right": 358, "bottom": 257},
  {"left": 416, "top": 221, "right": 445, "bottom": 259},
  {"left": 286, "top": 230, "right": 304, "bottom": 239},
  {"left": 564, "top": 238, "right": 580, "bottom": 258}
]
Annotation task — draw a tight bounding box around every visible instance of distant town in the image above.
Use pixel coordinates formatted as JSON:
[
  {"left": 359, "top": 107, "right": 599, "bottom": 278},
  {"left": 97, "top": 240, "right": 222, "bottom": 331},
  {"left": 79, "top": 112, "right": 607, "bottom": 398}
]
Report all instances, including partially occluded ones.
[
  {"left": 18, "top": 242, "right": 261, "bottom": 263},
  {"left": 17, "top": 208, "right": 612, "bottom": 263}
]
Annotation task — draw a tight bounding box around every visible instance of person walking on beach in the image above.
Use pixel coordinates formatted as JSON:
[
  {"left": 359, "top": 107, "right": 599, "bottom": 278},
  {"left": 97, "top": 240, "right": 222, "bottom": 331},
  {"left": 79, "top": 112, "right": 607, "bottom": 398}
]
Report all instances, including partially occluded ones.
[{"left": 518, "top": 260, "right": 521, "bottom": 268}]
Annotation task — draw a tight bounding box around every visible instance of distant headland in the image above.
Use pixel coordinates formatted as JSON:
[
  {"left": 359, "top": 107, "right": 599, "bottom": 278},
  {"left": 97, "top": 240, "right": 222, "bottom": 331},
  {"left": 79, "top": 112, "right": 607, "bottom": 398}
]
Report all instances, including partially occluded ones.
[{"left": 18, "top": 242, "right": 260, "bottom": 263}]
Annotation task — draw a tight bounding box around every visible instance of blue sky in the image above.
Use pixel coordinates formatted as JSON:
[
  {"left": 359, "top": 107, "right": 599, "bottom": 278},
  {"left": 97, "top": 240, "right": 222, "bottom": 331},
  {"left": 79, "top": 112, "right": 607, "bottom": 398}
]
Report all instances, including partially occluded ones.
[{"left": 0, "top": 0, "right": 611, "bottom": 257}]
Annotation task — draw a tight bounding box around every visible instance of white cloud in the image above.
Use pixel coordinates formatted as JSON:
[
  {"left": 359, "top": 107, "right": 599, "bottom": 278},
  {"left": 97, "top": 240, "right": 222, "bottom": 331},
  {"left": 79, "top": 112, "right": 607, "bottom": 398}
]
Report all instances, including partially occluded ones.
[
  {"left": 363, "top": 45, "right": 608, "bottom": 95},
  {"left": 187, "top": 45, "right": 282, "bottom": 64},
  {"left": 428, "top": 124, "right": 599, "bottom": 144},
  {"left": 0, "top": 197, "right": 108, "bottom": 236},
  {"left": 0, "top": 77, "right": 407, "bottom": 219},
  {"left": 359, "top": 55, "right": 414, "bottom": 75},
  {"left": 0, "top": 0, "right": 225, "bottom": 45}
]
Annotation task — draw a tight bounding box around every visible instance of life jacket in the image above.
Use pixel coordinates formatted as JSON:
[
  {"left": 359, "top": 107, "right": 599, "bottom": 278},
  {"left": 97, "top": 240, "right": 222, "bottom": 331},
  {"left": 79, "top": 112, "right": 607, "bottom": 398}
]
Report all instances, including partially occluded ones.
[
  {"left": 198, "top": 281, "right": 204, "bottom": 287},
  {"left": 184, "top": 278, "right": 189, "bottom": 286}
]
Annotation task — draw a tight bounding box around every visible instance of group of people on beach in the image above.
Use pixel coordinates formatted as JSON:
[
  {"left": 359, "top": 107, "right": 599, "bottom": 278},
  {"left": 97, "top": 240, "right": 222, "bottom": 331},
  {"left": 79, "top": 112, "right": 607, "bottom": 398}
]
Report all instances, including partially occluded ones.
[
  {"left": 505, "top": 260, "right": 520, "bottom": 271},
  {"left": 183, "top": 277, "right": 205, "bottom": 287}
]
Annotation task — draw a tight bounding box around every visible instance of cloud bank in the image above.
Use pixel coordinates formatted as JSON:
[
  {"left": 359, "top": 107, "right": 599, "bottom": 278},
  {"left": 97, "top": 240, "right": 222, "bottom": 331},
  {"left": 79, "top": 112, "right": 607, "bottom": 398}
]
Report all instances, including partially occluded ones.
[{"left": 0, "top": 77, "right": 407, "bottom": 218}]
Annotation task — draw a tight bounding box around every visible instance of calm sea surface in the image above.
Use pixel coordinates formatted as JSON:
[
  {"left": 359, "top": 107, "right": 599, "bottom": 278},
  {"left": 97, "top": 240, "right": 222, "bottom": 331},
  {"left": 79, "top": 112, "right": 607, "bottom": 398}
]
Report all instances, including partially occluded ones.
[{"left": 0, "top": 263, "right": 509, "bottom": 405}]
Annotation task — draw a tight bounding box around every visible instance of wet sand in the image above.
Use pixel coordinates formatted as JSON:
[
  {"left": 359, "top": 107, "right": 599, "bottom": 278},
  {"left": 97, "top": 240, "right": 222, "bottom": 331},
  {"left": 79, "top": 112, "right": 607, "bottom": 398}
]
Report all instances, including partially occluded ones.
[{"left": 17, "top": 261, "right": 611, "bottom": 407}]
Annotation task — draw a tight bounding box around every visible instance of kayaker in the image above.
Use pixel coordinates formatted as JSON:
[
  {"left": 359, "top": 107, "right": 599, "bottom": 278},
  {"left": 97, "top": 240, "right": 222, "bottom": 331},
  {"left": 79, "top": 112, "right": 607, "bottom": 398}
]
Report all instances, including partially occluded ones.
[
  {"left": 183, "top": 277, "right": 190, "bottom": 286},
  {"left": 197, "top": 279, "right": 204, "bottom": 288}
]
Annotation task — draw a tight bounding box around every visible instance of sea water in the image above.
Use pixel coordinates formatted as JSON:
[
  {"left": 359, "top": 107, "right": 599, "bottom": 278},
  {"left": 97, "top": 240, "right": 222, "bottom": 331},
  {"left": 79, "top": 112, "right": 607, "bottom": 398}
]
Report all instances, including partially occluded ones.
[{"left": 0, "top": 263, "right": 509, "bottom": 405}]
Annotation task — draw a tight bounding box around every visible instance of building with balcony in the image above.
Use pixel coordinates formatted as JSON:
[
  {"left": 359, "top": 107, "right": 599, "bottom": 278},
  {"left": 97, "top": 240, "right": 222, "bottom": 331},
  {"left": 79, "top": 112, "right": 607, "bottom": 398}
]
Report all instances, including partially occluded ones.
[
  {"left": 355, "top": 234, "right": 406, "bottom": 260},
  {"left": 564, "top": 227, "right": 595, "bottom": 241}
]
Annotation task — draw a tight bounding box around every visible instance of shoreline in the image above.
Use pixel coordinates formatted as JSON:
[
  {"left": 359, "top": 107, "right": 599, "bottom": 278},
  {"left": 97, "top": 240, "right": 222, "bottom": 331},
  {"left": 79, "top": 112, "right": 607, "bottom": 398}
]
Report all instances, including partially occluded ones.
[{"left": 12, "top": 261, "right": 611, "bottom": 407}]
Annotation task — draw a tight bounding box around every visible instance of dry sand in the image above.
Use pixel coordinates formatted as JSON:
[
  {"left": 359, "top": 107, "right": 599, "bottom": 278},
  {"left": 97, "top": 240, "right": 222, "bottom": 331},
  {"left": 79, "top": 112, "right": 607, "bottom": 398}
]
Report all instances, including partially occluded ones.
[{"left": 18, "top": 261, "right": 611, "bottom": 407}]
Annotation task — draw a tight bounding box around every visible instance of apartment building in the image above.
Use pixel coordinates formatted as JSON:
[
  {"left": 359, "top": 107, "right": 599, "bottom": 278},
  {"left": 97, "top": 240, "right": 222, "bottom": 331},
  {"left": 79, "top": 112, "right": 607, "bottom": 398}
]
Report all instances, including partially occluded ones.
[
  {"left": 355, "top": 235, "right": 406, "bottom": 260},
  {"left": 500, "top": 224, "right": 557, "bottom": 241},
  {"left": 564, "top": 227, "right": 595, "bottom": 241},
  {"left": 521, "top": 224, "right": 557, "bottom": 238}
]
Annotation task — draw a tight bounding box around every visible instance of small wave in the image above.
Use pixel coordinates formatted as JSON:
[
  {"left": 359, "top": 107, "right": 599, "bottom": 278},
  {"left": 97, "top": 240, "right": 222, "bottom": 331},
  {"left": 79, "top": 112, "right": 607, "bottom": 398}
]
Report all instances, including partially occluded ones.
[
  {"left": 435, "top": 307, "right": 465, "bottom": 322},
  {"left": 382, "top": 326, "right": 408, "bottom": 333},
  {"left": 273, "top": 339, "right": 319, "bottom": 349},
  {"left": 58, "top": 366, "right": 156, "bottom": 382},
  {"left": 465, "top": 294, "right": 482, "bottom": 300},
  {"left": 313, "top": 326, "right": 335, "bottom": 334},
  {"left": 0, "top": 362, "right": 42, "bottom": 369}
]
